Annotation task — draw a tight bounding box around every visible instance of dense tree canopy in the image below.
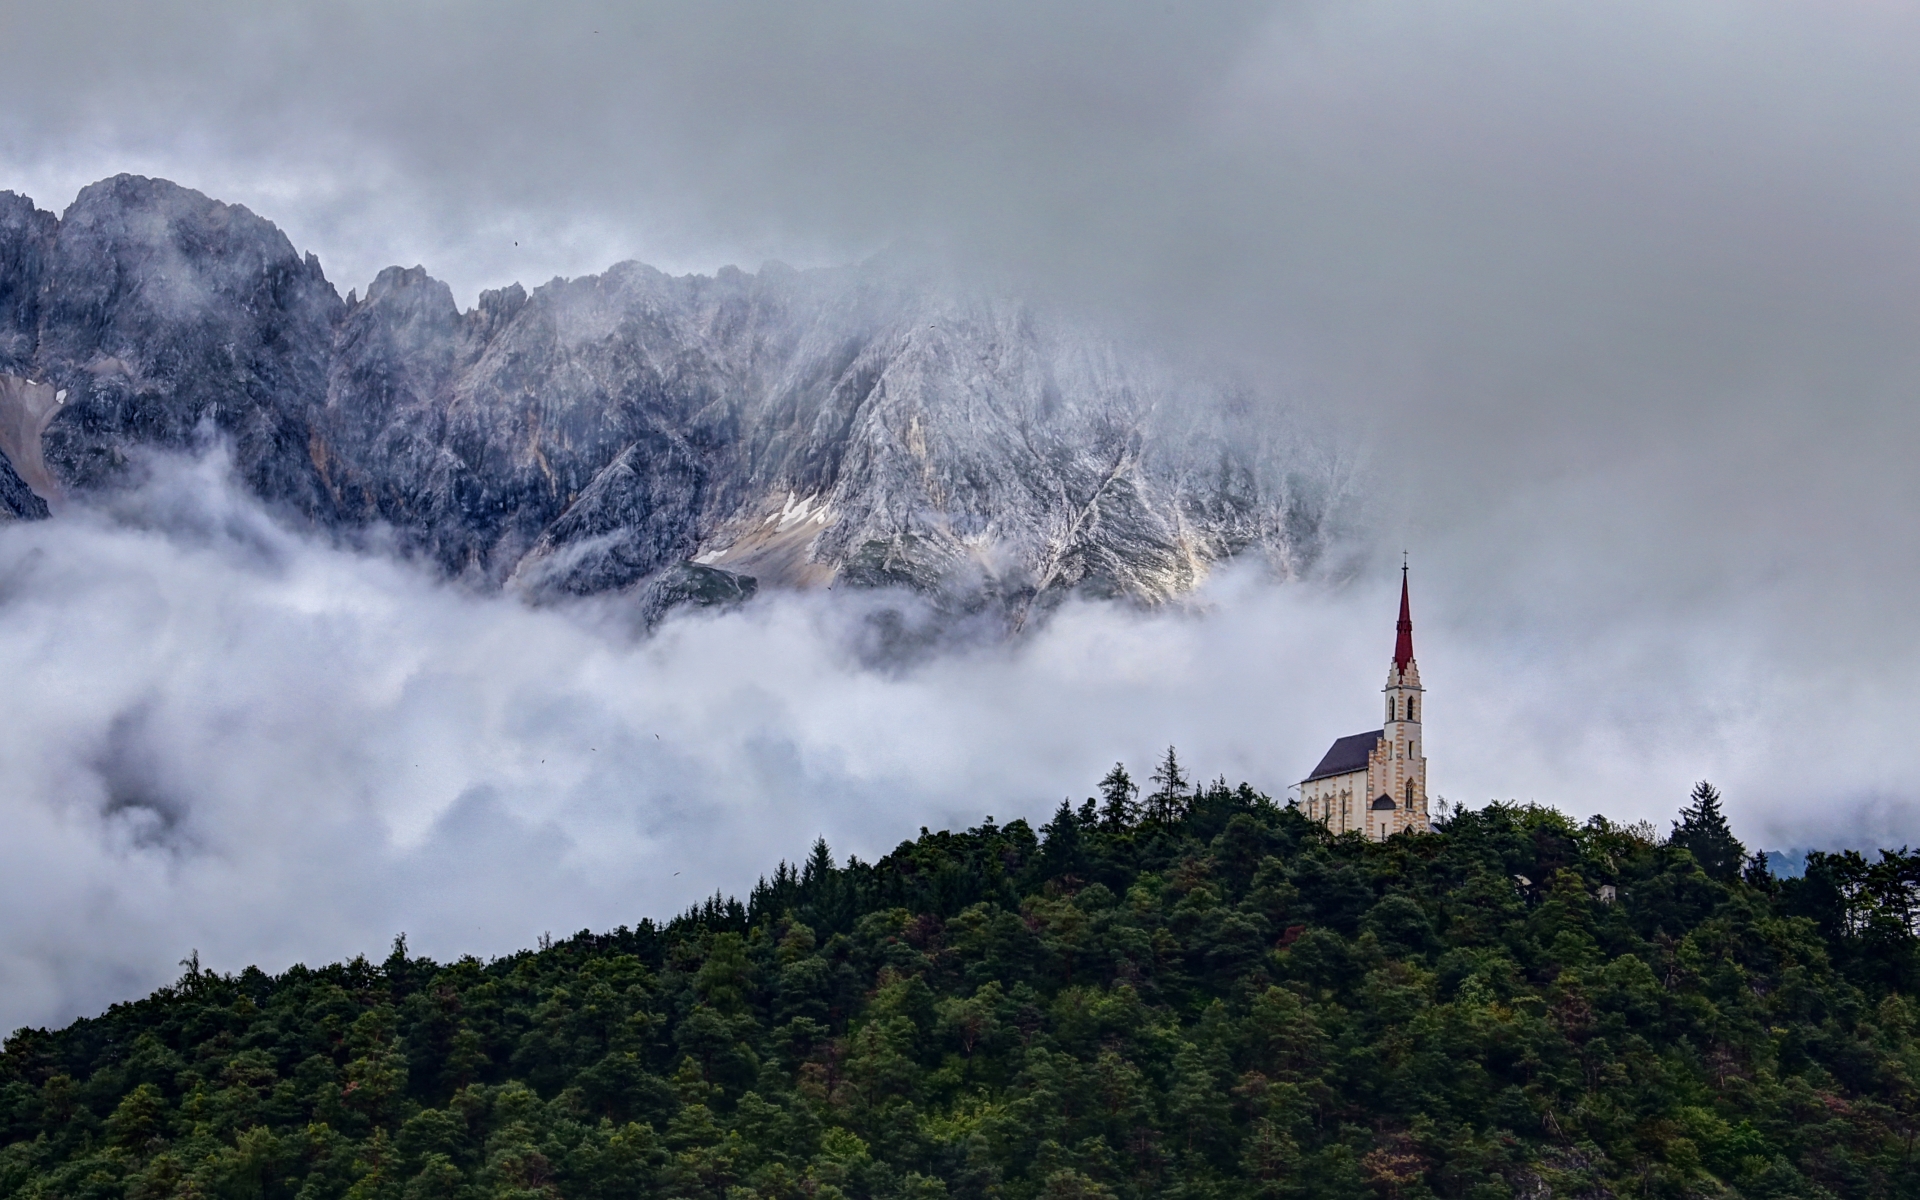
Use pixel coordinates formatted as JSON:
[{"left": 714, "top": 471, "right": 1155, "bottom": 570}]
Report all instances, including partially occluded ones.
[{"left": 6, "top": 770, "right": 1920, "bottom": 1200}]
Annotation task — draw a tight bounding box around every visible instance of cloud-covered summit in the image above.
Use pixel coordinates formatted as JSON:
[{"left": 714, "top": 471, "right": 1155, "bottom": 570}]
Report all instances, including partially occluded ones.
[{"left": 0, "top": 175, "right": 1347, "bottom": 631}]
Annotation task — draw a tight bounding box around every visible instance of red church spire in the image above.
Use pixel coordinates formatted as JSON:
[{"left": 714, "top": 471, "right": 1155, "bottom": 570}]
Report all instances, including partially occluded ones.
[{"left": 1394, "top": 562, "right": 1414, "bottom": 670}]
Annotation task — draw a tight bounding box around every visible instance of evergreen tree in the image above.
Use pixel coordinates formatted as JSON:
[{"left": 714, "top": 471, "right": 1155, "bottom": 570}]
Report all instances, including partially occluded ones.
[
  {"left": 1671, "top": 779, "right": 1745, "bottom": 881},
  {"left": 1097, "top": 762, "right": 1139, "bottom": 828},
  {"left": 802, "top": 836, "right": 835, "bottom": 886},
  {"left": 1039, "top": 800, "right": 1086, "bottom": 880},
  {"left": 1148, "top": 745, "right": 1190, "bottom": 823}
]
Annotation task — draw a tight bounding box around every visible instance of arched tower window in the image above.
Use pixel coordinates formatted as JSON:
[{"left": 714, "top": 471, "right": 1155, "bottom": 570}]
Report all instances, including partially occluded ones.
[{"left": 1408, "top": 696, "right": 1416, "bottom": 722}]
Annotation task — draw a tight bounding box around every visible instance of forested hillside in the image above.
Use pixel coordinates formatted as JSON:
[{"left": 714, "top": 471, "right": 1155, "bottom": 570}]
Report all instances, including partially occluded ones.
[{"left": 6, "top": 763, "right": 1920, "bottom": 1200}]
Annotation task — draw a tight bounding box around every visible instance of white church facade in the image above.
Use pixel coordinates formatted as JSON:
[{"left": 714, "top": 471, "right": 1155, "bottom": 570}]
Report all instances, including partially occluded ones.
[{"left": 1299, "top": 567, "right": 1432, "bottom": 840}]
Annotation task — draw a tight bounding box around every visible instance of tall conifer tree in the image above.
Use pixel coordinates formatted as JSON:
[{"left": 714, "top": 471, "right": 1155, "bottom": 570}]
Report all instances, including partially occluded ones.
[
  {"left": 1672, "top": 780, "right": 1745, "bottom": 881},
  {"left": 1098, "top": 762, "right": 1139, "bottom": 828},
  {"left": 1149, "top": 745, "right": 1190, "bottom": 823}
]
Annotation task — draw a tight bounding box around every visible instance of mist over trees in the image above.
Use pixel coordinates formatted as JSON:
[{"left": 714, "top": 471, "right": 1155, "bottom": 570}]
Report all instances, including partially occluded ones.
[{"left": 5, "top": 766, "right": 1920, "bottom": 1199}]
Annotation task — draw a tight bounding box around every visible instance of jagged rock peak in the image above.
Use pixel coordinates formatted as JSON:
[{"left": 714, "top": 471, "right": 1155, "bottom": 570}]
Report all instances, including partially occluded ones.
[{"left": 0, "top": 175, "right": 1357, "bottom": 629}]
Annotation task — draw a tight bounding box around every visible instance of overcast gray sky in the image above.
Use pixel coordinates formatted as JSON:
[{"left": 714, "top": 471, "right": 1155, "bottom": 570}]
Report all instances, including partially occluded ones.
[{"left": 4, "top": 0, "right": 1920, "bottom": 1028}]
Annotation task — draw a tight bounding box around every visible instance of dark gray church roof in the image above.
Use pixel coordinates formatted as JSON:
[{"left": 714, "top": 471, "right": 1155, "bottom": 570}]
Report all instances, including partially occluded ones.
[{"left": 1305, "top": 730, "right": 1383, "bottom": 782}]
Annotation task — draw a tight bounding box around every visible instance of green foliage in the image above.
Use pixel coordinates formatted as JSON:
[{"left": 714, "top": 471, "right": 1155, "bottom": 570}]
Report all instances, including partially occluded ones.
[{"left": 5, "top": 771, "right": 1920, "bottom": 1199}]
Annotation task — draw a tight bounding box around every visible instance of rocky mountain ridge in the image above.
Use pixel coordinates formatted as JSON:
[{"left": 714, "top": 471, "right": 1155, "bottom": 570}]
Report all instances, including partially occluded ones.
[{"left": 0, "top": 175, "right": 1351, "bottom": 626}]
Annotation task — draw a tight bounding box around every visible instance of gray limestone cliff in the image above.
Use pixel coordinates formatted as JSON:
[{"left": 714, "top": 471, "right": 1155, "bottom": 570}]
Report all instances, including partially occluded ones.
[{"left": 0, "top": 176, "right": 1353, "bottom": 625}]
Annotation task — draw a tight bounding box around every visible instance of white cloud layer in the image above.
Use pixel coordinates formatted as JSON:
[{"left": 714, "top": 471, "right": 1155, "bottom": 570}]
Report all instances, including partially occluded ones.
[{"left": 3, "top": 453, "right": 1915, "bottom": 1035}]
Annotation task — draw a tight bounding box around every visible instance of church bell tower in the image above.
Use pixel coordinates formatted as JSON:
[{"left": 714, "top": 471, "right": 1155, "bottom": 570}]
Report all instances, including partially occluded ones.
[
  {"left": 1298, "top": 562, "right": 1432, "bottom": 839},
  {"left": 1371, "top": 564, "right": 1429, "bottom": 838}
]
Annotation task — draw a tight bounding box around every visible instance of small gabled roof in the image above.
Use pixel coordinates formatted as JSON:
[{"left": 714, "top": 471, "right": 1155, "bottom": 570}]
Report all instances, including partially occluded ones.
[{"left": 1304, "top": 729, "right": 1382, "bottom": 783}]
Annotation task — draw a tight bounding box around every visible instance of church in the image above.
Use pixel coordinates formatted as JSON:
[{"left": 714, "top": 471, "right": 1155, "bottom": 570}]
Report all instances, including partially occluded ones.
[{"left": 1299, "top": 567, "right": 1432, "bottom": 839}]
